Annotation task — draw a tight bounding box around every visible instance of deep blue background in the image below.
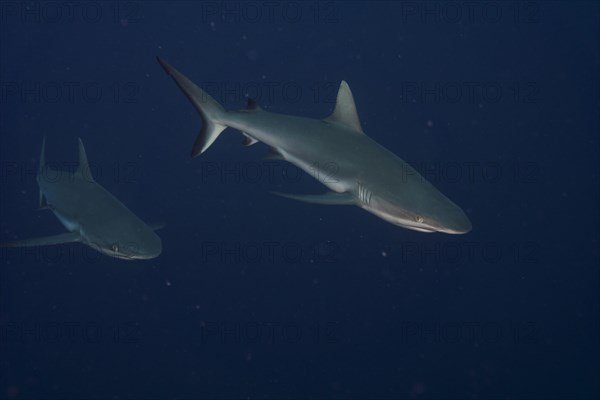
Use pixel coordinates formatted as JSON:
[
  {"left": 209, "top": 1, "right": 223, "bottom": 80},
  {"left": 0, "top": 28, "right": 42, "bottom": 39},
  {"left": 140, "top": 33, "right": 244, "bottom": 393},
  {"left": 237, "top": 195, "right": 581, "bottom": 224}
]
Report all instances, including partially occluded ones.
[{"left": 1, "top": 1, "right": 598, "bottom": 399}]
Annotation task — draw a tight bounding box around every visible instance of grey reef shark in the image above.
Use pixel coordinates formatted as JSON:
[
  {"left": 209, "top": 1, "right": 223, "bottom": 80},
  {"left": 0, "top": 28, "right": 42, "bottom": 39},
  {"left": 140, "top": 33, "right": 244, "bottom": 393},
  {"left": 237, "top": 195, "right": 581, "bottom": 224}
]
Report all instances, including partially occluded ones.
[
  {"left": 157, "top": 57, "right": 471, "bottom": 234},
  {"left": 0, "top": 138, "right": 162, "bottom": 260}
]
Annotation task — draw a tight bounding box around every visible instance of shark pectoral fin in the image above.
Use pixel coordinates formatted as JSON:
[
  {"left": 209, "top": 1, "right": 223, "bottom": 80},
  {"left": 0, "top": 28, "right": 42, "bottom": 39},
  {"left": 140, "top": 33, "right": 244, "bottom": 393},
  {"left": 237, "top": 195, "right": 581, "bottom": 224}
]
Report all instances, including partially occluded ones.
[
  {"left": 0, "top": 232, "right": 81, "bottom": 248},
  {"left": 270, "top": 191, "right": 355, "bottom": 205}
]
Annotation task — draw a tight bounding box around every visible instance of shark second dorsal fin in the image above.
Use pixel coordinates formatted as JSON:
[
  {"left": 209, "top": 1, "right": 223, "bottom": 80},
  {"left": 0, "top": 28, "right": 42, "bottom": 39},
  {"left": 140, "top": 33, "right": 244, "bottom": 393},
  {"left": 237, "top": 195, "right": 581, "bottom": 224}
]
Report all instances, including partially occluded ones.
[
  {"left": 246, "top": 98, "right": 262, "bottom": 111},
  {"left": 324, "top": 80, "right": 364, "bottom": 134},
  {"left": 77, "top": 138, "right": 94, "bottom": 181}
]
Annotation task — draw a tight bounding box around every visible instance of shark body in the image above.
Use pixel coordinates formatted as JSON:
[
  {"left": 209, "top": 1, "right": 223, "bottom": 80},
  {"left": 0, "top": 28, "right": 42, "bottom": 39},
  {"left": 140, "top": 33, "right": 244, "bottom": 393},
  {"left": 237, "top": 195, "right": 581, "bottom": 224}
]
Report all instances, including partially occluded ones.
[
  {"left": 0, "top": 138, "right": 162, "bottom": 259},
  {"left": 158, "top": 57, "right": 471, "bottom": 234}
]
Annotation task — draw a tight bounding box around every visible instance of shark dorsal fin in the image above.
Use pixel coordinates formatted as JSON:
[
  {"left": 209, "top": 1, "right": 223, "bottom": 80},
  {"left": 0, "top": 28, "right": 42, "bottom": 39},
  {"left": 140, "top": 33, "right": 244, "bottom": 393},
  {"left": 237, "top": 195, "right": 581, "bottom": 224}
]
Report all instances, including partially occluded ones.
[
  {"left": 76, "top": 138, "right": 94, "bottom": 181},
  {"left": 324, "top": 80, "right": 364, "bottom": 133}
]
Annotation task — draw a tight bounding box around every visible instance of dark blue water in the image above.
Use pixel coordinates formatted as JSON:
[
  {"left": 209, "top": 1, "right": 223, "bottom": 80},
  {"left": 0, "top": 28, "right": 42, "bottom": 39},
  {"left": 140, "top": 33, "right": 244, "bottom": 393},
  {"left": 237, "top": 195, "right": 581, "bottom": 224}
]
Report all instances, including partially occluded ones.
[{"left": 1, "top": 1, "right": 598, "bottom": 399}]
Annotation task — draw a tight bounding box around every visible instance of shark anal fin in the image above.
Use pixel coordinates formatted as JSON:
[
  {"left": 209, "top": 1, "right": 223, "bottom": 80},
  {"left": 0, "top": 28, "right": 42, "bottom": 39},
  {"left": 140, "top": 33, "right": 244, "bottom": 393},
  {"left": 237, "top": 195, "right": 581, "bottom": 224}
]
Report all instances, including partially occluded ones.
[
  {"left": 271, "top": 191, "right": 355, "bottom": 205},
  {"left": 242, "top": 132, "right": 259, "bottom": 146},
  {"left": 0, "top": 232, "right": 81, "bottom": 248}
]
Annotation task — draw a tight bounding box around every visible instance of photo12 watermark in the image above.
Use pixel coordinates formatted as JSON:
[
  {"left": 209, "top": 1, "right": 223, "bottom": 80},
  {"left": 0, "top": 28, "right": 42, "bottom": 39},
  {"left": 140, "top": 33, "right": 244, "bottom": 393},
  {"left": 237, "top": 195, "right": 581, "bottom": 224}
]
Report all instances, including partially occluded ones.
[
  {"left": 380, "top": 240, "right": 541, "bottom": 266},
  {"left": 195, "top": 320, "right": 343, "bottom": 345},
  {"left": 398, "top": 320, "right": 541, "bottom": 345},
  {"left": 0, "top": 160, "right": 142, "bottom": 185},
  {"left": 196, "top": 240, "right": 340, "bottom": 265},
  {"left": 193, "top": 159, "right": 541, "bottom": 186},
  {"left": 0, "top": 238, "right": 156, "bottom": 265},
  {"left": 396, "top": 1, "right": 541, "bottom": 25},
  {"left": 0, "top": 81, "right": 140, "bottom": 104},
  {"left": 398, "top": 81, "right": 540, "bottom": 105},
  {"left": 198, "top": 1, "right": 340, "bottom": 24},
  {"left": 0, "top": 1, "right": 142, "bottom": 25},
  {"left": 0, "top": 320, "right": 142, "bottom": 344}
]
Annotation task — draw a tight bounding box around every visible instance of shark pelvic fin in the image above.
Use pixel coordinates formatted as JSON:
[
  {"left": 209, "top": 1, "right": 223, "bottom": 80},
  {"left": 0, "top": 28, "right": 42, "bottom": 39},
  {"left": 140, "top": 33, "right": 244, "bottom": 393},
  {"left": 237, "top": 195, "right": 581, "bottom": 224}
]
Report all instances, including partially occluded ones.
[
  {"left": 156, "top": 57, "right": 227, "bottom": 157},
  {"left": 0, "top": 232, "right": 81, "bottom": 248},
  {"left": 77, "top": 138, "right": 94, "bottom": 181},
  {"left": 324, "top": 80, "right": 364, "bottom": 133},
  {"left": 271, "top": 191, "right": 355, "bottom": 205},
  {"left": 263, "top": 148, "right": 285, "bottom": 161}
]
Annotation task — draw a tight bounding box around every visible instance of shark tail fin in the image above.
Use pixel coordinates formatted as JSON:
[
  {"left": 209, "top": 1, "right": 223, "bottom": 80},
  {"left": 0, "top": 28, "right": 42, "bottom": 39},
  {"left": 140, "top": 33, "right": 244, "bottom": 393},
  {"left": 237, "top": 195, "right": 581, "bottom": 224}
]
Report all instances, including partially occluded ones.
[{"left": 156, "top": 57, "right": 227, "bottom": 157}]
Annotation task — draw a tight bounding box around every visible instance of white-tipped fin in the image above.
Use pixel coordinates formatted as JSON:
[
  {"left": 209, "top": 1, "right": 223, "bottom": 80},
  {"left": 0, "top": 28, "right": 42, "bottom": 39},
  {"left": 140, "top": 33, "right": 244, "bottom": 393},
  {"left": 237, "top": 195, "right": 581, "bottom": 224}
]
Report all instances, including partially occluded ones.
[{"left": 324, "top": 80, "right": 364, "bottom": 133}]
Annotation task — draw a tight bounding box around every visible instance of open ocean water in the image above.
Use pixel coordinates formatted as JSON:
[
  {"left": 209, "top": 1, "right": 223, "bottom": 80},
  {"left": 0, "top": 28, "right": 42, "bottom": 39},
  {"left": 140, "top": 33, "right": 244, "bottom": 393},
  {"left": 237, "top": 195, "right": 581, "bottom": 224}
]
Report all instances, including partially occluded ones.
[{"left": 0, "top": 1, "right": 598, "bottom": 399}]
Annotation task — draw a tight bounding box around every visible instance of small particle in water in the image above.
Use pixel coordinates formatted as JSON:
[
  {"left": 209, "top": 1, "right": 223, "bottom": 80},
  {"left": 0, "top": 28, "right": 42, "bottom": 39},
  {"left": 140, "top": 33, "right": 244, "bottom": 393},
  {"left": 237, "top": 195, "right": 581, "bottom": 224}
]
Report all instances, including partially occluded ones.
[
  {"left": 381, "top": 251, "right": 387, "bottom": 257},
  {"left": 166, "top": 280, "right": 171, "bottom": 287}
]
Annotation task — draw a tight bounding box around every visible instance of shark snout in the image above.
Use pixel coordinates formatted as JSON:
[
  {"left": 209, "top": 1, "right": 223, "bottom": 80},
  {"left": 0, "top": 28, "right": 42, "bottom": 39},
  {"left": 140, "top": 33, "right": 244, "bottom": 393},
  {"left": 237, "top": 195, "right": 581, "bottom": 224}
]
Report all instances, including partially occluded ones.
[
  {"left": 134, "top": 236, "right": 162, "bottom": 259},
  {"left": 438, "top": 209, "right": 472, "bottom": 234}
]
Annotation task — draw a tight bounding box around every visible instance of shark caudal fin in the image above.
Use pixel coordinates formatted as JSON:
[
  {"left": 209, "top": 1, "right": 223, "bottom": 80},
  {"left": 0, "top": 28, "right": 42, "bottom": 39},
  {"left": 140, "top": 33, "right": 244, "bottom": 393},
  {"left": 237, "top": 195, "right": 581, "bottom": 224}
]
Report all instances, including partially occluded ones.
[{"left": 156, "top": 57, "right": 227, "bottom": 157}]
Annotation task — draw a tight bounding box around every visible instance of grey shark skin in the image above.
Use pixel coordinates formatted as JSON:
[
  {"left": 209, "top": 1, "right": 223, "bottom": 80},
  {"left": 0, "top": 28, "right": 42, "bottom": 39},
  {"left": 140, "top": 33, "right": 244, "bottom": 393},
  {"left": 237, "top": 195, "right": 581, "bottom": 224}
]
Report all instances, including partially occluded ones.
[
  {"left": 157, "top": 57, "right": 471, "bottom": 234},
  {"left": 0, "top": 138, "right": 162, "bottom": 259}
]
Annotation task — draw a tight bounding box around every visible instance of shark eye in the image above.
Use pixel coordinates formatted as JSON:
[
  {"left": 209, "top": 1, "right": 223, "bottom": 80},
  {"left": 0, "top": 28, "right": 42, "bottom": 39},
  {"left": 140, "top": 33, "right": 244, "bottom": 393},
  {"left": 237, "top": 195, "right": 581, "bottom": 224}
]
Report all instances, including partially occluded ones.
[{"left": 415, "top": 215, "right": 424, "bottom": 223}]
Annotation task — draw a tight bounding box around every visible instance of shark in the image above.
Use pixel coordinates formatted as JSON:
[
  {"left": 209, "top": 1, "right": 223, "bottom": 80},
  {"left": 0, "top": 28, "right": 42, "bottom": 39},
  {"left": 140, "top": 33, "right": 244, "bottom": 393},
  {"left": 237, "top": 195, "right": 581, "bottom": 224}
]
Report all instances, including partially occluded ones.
[
  {"left": 0, "top": 138, "right": 162, "bottom": 259},
  {"left": 157, "top": 57, "right": 471, "bottom": 234}
]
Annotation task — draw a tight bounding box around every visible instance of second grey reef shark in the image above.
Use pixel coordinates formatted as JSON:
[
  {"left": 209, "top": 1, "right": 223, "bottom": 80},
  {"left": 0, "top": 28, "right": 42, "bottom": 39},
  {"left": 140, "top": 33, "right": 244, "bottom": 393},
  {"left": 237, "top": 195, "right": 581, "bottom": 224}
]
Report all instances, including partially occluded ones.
[
  {"left": 158, "top": 57, "right": 471, "bottom": 234},
  {"left": 0, "top": 138, "right": 162, "bottom": 259}
]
